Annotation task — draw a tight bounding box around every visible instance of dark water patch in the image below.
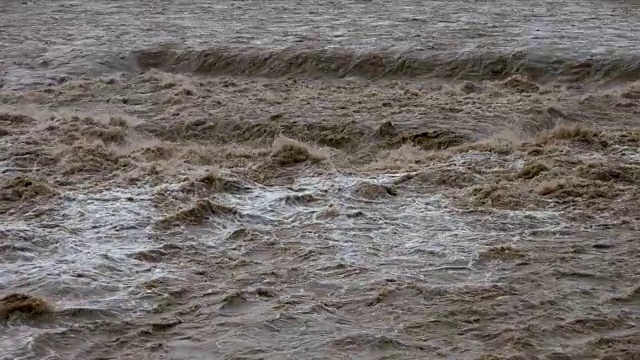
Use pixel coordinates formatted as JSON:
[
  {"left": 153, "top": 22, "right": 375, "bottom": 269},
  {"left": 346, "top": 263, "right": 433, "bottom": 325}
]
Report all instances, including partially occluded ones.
[
  {"left": 609, "top": 286, "right": 640, "bottom": 304},
  {"left": 327, "top": 332, "right": 429, "bottom": 353},
  {"left": 218, "top": 291, "right": 251, "bottom": 314},
  {"left": 283, "top": 193, "right": 321, "bottom": 206},
  {"left": 396, "top": 169, "right": 481, "bottom": 189},
  {"left": 400, "top": 130, "right": 471, "bottom": 150},
  {"left": 575, "top": 163, "right": 640, "bottom": 184},
  {"left": 56, "top": 307, "right": 118, "bottom": 320}
]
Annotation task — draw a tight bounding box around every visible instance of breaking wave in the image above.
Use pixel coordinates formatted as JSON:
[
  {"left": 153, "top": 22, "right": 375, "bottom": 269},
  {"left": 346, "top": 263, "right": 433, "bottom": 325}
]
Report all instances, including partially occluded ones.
[{"left": 133, "top": 45, "right": 640, "bottom": 82}]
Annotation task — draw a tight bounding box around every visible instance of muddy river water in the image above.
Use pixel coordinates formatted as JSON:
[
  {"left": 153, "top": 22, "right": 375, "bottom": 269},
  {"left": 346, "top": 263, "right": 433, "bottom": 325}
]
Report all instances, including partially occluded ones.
[{"left": 0, "top": 1, "right": 639, "bottom": 359}]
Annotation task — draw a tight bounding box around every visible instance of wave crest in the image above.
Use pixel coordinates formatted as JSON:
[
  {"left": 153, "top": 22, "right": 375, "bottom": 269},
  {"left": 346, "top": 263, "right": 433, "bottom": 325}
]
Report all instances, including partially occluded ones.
[{"left": 133, "top": 46, "right": 640, "bottom": 82}]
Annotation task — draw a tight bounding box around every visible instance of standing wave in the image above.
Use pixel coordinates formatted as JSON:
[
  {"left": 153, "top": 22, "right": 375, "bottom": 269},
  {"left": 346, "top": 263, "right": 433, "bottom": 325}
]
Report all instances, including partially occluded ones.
[{"left": 132, "top": 45, "right": 640, "bottom": 83}]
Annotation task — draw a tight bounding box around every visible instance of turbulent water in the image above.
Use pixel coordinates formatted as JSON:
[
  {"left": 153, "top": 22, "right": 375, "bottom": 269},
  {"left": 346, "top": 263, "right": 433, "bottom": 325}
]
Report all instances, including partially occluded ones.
[{"left": 1, "top": 1, "right": 639, "bottom": 359}]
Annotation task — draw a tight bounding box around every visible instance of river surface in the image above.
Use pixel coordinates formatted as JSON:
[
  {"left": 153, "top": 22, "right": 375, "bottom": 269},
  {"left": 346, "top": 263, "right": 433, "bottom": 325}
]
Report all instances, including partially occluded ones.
[{"left": 0, "top": 1, "right": 639, "bottom": 359}]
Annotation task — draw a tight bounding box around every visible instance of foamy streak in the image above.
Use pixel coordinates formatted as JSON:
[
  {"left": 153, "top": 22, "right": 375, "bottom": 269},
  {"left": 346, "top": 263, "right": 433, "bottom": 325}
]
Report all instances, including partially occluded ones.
[{"left": 133, "top": 46, "right": 640, "bottom": 82}]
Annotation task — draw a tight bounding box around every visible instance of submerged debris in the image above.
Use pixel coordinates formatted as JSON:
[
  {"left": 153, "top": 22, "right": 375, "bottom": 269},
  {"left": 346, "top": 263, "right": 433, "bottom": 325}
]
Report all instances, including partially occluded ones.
[
  {"left": 537, "top": 124, "right": 600, "bottom": 146},
  {"left": 502, "top": 75, "right": 540, "bottom": 93},
  {"left": 0, "top": 293, "right": 52, "bottom": 320},
  {"left": 155, "top": 199, "right": 239, "bottom": 229},
  {"left": 375, "top": 121, "right": 399, "bottom": 138},
  {"left": 178, "top": 172, "right": 249, "bottom": 195},
  {"left": 0, "top": 176, "right": 57, "bottom": 214},
  {"left": 535, "top": 180, "right": 562, "bottom": 196},
  {"left": 271, "top": 143, "right": 322, "bottom": 167},
  {"left": 0, "top": 176, "right": 55, "bottom": 202},
  {"left": 353, "top": 182, "right": 397, "bottom": 200},
  {"left": 518, "top": 162, "right": 549, "bottom": 179},
  {"left": 477, "top": 245, "right": 526, "bottom": 262}
]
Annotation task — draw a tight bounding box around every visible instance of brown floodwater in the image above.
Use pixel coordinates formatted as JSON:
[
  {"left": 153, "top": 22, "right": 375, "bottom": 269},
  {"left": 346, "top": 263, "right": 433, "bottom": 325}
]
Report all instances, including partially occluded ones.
[{"left": 0, "top": 1, "right": 639, "bottom": 359}]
